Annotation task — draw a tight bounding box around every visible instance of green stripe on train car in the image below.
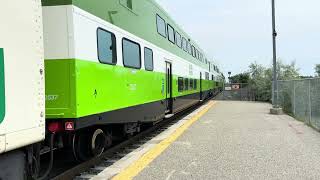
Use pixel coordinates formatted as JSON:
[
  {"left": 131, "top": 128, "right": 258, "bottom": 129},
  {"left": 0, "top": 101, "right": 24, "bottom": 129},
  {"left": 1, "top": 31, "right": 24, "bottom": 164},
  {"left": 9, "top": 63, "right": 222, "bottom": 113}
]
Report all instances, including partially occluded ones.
[
  {"left": 0, "top": 49, "right": 5, "bottom": 123},
  {"left": 45, "top": 59, "right": 214, "bottom": 119}
]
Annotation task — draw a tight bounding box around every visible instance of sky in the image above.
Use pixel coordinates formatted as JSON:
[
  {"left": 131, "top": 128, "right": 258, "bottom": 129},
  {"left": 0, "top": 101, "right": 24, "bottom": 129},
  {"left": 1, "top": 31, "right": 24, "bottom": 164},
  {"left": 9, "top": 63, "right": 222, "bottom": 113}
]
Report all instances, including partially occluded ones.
[{"left": 155, "top": 0, "right": 320, "bottom": 76}]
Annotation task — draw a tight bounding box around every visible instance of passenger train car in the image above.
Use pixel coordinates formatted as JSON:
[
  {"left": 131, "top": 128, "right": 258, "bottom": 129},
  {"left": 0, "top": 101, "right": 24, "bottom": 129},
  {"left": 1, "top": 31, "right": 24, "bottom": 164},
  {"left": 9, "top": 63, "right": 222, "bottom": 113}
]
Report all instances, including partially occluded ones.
[
  {"left": 0, "top": 0, "right": 45, "bottom": 179},
  {"left": 43, "top": 0, "right": 224, "bottom": 161},
  {"left": 0, "top": 0, "right": 224, "bottom": 179}
]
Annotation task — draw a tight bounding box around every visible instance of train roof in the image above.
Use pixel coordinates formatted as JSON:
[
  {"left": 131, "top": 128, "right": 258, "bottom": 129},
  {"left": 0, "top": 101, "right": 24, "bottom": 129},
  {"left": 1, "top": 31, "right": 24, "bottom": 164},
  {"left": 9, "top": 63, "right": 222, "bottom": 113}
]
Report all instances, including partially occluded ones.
[{"left": 42, "top": 0, "right": 221, "bottom": 74}]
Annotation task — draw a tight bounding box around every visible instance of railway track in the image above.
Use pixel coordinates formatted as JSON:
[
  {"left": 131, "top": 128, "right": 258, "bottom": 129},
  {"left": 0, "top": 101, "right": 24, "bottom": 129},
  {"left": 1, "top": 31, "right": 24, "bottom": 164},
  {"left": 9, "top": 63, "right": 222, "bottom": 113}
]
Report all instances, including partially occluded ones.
[{"left": 50, "top": 99, "right": 211, "bottom": 180}]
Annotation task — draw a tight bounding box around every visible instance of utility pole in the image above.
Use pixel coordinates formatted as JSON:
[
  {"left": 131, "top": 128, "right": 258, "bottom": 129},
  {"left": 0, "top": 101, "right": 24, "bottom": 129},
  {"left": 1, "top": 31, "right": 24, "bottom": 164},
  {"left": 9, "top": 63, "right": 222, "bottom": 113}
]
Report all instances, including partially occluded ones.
[
  {"left": 271, "top": 0, "right": 278, "bottom": 108},
  {"left": 270, "top": 0, "right": 283, "bottom": 114}
]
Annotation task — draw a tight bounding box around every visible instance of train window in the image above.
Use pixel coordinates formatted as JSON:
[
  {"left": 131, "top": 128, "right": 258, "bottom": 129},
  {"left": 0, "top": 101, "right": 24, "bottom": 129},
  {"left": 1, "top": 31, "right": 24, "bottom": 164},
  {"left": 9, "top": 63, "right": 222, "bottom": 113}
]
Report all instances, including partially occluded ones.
[
  {"left": 144, "top": 47, "right": 153, "bottom": 71},
  {"left": 176, "top": 32, "right": 182, "bottom": 48},
  {"left": 178, "top": 77, "right": 184, "bottom": 92},
  {"left": 120, "top": 0, "right": 133, "bottom": 10},
  {"left": 119, "top": 0, "right": 133, "bottom": 10},
  {"left": 127, "top": 0, "right": 133, "bottom": 9},
  {"left": 122, "top": 38, "right": 141, "bottom": 69},
  {"left": 187, "top": 42, "right": 192, "bottom": 55},
  {"left": 167, "top": 24, "right": 175, "bottom": 44},
  {"left": 190, "top": 79, "right": 194, "bottom": 89},
  {"left": 194, "top": 79, "right": 197, "bottom": 89},
  {"left": 97, "top": 28, "right": 117, "bottom": 65},
  {"left": 182, "top": 37, "right": 187, "bottom": 52},
  {"left": 156, "top": 15, "right": 167, "bottom": 38},
  {"left": 196, "top": 50, "right": 199, "bottom": 60},
  {"left": 205, "top": 72, "right": 209, "bottom": 80},
  {"left": 191, "top": 46, "right": 194, "bottom": 57},
  {"left": 184, "top": 78, "right": 189, "bottom": 90},
  {"left": 192, "top": 46, "right": 196, "bottom": 58},
  {"left": 192, "top": 47, "right": 197, "bottom": 57}
]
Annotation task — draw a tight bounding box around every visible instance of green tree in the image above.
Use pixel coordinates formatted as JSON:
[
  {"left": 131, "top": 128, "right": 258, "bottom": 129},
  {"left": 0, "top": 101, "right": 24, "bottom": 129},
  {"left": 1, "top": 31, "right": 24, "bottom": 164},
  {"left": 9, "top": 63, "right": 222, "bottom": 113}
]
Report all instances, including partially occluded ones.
[
  {"left": 247, "top": 60, "right": 300, "bottom": 102},
  {"left": 278, "top": 61, "right": 300, "bottom": 80},
  {"left": 248, "top": 62, "right": 271, "bottom": 101},
  {"left": 315, "top": 64, "right": 320, "bottom": 77},
  {"left": 229, "top": 73, "right": 250, "bottom": 84}
]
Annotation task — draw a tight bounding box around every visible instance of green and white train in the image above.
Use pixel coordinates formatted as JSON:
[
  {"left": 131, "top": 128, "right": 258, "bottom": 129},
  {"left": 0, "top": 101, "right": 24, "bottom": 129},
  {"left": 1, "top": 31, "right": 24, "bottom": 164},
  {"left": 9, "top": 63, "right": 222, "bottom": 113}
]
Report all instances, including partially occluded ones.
[{"left": 0, "top": 0, "right": 224, "bottom": 179}]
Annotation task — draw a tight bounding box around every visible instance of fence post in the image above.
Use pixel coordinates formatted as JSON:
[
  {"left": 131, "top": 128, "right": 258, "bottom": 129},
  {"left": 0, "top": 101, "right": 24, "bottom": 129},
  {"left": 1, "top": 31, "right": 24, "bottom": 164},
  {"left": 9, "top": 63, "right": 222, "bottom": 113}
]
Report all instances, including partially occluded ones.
[
  {"left": 293, "top": 81, "right": 296, "bottom": 115},
  {"left": 308, "top": 79, "right": 312, "bottom": 125},
  {"left": 240, "top": 83, "right": 242, "bottom": 101}
]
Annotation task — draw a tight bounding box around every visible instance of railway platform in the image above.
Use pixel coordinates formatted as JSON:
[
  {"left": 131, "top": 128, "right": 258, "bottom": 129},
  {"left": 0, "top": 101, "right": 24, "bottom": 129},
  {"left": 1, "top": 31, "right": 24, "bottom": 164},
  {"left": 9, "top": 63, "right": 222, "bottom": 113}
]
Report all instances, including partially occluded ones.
[{"left": 90, "top": 101, "right": 320, "bottom": 180}]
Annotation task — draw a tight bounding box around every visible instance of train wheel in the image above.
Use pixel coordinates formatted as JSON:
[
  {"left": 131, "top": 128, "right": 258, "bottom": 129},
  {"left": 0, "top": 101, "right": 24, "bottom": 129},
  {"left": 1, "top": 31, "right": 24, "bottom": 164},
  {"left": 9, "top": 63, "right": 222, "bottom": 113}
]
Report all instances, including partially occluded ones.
[
  {"left": 104, "top": 131, "right": 113, "bottom": 149},
  {"left": 72, "top": 132, "right": 90, "bottom": 162},
  {"left": 90, "top": 129, "right": 111, "bottom": 157},
  {"left": 72, "top": 129, "right": 112, "bottom": 162}
]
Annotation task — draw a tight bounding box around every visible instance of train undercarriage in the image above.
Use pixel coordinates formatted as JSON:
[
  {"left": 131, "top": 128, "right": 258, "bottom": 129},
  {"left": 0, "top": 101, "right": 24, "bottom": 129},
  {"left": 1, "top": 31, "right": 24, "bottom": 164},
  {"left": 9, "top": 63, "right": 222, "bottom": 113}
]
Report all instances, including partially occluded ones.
[{"left": 0, "top": 88, "right": 222, "bottom": 180}]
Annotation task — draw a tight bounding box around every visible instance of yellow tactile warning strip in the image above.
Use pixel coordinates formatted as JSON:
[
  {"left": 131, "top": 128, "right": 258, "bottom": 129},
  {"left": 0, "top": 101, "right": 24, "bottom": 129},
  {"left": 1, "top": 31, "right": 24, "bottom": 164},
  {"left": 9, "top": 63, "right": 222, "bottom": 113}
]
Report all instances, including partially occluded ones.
[{"left": 112, "top": 101, "right": 216, "bottom": 180}]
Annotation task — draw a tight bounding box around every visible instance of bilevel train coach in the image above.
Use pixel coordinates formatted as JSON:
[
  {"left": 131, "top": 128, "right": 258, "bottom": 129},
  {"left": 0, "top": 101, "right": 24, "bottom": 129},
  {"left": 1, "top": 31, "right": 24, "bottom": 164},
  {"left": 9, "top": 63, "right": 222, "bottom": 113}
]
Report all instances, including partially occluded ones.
[{"left": 0, "top": 0, "right": 225, "bottom": 179}]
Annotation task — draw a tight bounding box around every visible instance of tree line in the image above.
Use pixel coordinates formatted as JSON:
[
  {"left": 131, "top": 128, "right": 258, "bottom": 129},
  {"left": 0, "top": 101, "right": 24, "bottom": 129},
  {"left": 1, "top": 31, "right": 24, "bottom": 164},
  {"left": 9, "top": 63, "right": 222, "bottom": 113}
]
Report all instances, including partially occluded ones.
[{"left": 229, "top": 61, "right": 319, "bottom": 102}]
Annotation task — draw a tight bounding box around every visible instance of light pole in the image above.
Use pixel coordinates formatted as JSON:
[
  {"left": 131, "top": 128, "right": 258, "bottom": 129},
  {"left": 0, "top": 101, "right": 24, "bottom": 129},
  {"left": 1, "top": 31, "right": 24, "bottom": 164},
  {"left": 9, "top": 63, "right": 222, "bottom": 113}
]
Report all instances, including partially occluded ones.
[
  {"left": 270, "top": 0, "right": 283, "bottom": 114},
  {"left": 271, "top": 0, "right": 278, "bottom": 108}
]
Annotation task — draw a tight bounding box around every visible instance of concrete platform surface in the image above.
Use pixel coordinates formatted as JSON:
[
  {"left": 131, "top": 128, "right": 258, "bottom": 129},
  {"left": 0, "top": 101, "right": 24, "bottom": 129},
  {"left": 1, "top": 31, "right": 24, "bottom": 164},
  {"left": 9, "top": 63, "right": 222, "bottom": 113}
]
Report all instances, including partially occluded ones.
[{"left": 135, "top": 101, "right": 320, "bottom": 180}]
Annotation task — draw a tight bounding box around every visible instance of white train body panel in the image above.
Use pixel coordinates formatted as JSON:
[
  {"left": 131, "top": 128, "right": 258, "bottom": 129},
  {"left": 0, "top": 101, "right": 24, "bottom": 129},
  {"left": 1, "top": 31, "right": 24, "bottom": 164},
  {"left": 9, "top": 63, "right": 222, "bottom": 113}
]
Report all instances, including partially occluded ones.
[
  {"left": 43, "top": 5, "right": 219, "bottom": 81},
  {"left": 0, "top": 0, "right": 45, "bottom": 154}
]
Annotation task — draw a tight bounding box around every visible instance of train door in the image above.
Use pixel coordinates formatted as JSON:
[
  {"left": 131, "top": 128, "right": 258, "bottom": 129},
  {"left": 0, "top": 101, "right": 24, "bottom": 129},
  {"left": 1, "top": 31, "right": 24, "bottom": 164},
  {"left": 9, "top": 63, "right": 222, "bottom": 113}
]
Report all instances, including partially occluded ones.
[
  {"left": 165, "top": 62, "right": 172, "bottom": 113},
  {"left": 212, "top": 75, "right": 215, "bottom": 92},
  {"left": 200, "top": 72, "right": 203, "bottom": 100}
]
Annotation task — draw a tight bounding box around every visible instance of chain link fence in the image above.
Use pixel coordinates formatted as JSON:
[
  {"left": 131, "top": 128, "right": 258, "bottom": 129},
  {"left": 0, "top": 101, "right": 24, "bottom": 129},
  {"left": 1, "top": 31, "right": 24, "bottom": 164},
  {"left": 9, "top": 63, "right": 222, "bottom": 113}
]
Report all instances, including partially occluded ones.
[
  {"left": 215, "top": 83, "right": 257, "bottom": 101},
  {"left": 278, "top": 78, "right": 320, "bottom": 130}
]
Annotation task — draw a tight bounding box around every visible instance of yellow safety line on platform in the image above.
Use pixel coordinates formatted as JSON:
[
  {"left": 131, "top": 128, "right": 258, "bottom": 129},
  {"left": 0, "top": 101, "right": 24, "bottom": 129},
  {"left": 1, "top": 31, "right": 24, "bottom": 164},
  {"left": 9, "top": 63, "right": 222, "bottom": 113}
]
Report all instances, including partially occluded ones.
[{"left": 112, "top": 101, "right": 216, "bottom": 180}]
